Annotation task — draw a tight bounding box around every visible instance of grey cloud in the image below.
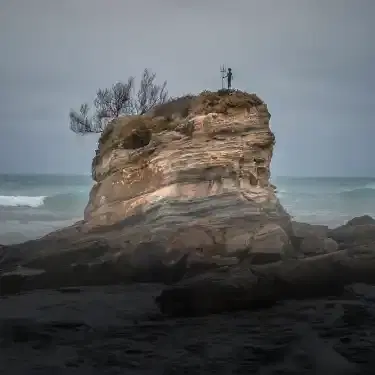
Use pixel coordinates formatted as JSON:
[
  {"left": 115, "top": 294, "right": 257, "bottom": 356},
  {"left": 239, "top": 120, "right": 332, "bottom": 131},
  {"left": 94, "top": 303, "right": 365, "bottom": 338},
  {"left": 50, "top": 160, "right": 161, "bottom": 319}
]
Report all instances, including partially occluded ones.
[{"left": 0, "top": 0, "right": 374, "bottom": 175}]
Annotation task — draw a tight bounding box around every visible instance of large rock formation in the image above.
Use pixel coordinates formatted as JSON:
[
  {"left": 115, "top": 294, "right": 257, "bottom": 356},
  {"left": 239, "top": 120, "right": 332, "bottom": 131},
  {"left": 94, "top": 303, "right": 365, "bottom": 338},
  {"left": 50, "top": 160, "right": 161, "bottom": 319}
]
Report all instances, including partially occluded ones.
[
  {"left": 83, "top": 90, "right": 293, "bottom": 261},
  {"left": 87, "top": 91, "right": 278, "bottom": 226},
  {"left": 0, "top": 91, "right": 295, "bottom": 294},
  {"left": 2, "top": 91, "right": 375, "bottom": 318}
]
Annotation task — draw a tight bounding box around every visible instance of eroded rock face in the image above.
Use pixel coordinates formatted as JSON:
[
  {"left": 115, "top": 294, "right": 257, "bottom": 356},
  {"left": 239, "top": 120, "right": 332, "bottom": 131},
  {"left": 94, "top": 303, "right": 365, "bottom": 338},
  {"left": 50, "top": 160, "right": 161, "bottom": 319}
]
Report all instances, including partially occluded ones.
[
  {"left": 84, "top": 91, "right": 292, "bottom": 256},
  {"left": 87, "top": 103, "right": 275, "bottom": 221}
]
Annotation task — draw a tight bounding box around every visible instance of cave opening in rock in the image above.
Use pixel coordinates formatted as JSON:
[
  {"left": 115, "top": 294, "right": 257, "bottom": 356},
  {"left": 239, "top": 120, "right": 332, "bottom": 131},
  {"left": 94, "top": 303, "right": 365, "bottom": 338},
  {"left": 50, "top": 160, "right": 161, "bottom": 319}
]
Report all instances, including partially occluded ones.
[
  {"left": 248, "top": 172, "right": 258, "bottom": 186},
  {"left": 122, "top": 128, "right": 152, "bottom": 149}
]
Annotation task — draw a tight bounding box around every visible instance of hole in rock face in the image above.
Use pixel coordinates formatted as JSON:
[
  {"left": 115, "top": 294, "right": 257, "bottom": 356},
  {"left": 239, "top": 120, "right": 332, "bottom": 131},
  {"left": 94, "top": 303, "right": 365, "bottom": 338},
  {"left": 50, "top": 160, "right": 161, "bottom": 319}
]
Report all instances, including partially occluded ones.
[
  {"left": 122, "top": 128, "right": 152, "bottom": 149},
  {"left": 249, "top": 172, "right": 258, "bottom": 186},
  {"left": 256, "top": 166, "right": 268, "bottom": 180}
]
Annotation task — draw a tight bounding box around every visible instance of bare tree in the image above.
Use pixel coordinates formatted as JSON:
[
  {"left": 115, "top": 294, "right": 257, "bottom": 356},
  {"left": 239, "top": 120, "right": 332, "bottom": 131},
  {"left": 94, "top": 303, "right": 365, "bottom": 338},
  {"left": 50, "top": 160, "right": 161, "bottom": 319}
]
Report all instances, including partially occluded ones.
[
  {"left": 130, "top": 69, "right": 168, "bottom": 115},
  {"left": 69, "top": 69, "right": 169, "bottom": 134},
  {"left": 94, "top": 77, "right": 134, "bottom": 125},
  {"left": 69, "top": 103, "right": 96, "bottom": 134}
]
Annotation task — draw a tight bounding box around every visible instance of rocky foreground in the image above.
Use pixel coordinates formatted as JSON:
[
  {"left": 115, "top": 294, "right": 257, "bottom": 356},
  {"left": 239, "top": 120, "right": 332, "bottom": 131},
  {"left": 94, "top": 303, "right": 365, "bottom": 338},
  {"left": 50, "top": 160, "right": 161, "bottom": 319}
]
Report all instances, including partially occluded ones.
[
  {"left": 1, "top": 283, "right": 375, "bottom": 374},
  {"left": 157, "top": 215, "right": 375, "bottom": 316}
]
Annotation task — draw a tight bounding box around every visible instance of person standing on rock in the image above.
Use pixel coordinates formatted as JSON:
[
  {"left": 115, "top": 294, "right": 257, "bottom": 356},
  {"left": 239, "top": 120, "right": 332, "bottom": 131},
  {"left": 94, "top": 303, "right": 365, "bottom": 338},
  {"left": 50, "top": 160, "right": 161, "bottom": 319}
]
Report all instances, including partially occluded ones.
[{"left": 223, "top": 68, "right": 233, "bottom": 90}]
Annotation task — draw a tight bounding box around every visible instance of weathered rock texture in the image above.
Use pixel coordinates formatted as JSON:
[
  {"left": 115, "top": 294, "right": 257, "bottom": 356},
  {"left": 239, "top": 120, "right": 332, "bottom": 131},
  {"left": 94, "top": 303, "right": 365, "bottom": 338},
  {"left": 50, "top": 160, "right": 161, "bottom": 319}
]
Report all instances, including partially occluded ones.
[
  {"left": 0, "top": 91, "right": 296, "bottom": 294},
  {"left": 156, "top": 246, "right": 375, "bottom": 317},
  {"left": 84, "top": 90, "right": 292, "bottom": 259},
  {"left": 88, "top": 91, "right": 277, "bottom": 223},
  {"left": 156, "top": 214, "right": 375, "bottom": 316}
]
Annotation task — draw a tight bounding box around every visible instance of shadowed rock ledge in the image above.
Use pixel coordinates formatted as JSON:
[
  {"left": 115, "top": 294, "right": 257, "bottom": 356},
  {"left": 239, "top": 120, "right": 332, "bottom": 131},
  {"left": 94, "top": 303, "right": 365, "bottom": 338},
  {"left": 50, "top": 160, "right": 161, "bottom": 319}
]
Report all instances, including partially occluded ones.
[
  {"left": 156, "top": 245, "right": 375, "bottom": 316},
  {"left": 154, "top": 214, "right": 375, "bottom": 316}
]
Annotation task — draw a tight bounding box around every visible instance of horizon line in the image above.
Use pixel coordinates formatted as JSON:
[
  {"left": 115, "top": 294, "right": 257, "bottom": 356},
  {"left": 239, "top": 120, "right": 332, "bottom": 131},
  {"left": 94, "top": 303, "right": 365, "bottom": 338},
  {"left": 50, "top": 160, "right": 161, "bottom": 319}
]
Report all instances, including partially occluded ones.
[
  {"left": 0, "top": 172, "right": 374, "bottom": 179},
  {"left": 272, "top": 175, "right": 375, "bottom": 179}
]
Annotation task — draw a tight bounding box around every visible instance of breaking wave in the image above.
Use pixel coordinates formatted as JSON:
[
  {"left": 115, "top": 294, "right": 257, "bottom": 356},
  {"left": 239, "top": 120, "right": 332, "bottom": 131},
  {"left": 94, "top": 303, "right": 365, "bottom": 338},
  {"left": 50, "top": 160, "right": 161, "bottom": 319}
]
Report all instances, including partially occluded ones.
[
  {"left": 0, "top": 195, "right": 45, "bottom": 208},
  {"left": 275, "top": 181, "right": 375, "bottom": 198},
  {"left": 339, "top": 187, "right": 375, "bottom": 198},
  {"left": 0, "top": 192, "right": 88, "bottom": 212}
]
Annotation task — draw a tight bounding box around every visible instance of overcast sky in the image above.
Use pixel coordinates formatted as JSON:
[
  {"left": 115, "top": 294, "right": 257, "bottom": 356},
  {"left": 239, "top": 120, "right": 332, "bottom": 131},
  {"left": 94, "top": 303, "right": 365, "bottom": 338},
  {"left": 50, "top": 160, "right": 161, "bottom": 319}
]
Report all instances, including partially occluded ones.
[{"left": 0, "top": 0, "right": 374, "bottom": 176}]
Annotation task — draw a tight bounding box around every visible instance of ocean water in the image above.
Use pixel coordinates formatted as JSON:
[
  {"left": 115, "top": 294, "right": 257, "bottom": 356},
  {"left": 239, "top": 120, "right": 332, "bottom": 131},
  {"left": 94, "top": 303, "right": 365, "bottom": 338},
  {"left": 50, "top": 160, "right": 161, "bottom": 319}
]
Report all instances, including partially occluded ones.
[
  {"left": 0, "top": 174, "right": 374, "bottom": 245},
  {"left": 273, "top": 176, "right": 375, "bottom": 228},
  {"left": 0, "top": 174, "right": 92, "bottom": 245}
]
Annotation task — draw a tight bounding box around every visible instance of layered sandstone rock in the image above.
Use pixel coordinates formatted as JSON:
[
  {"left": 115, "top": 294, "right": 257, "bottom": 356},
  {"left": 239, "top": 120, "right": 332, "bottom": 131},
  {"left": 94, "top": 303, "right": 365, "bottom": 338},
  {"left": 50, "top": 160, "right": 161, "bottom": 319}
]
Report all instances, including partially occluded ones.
[
  {"left": 83, "top": 90, "right": 293, "bottom": 259},
  {"left": 87, "top": 92, "right": 278, "bottom": 225},
  {"left": 0, "top": 91, "right": 295, "bottom": 294}
]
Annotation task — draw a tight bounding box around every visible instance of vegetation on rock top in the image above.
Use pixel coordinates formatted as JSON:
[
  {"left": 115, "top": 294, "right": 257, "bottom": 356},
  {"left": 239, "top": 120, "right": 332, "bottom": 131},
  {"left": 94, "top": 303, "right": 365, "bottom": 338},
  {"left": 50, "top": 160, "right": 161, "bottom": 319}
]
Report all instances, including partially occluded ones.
[
  {"left": 92, "top": 89, "right": 269, "bottom": 163},
  {"left": 69, "top": 68, "right": 169, "bottom": 134}
]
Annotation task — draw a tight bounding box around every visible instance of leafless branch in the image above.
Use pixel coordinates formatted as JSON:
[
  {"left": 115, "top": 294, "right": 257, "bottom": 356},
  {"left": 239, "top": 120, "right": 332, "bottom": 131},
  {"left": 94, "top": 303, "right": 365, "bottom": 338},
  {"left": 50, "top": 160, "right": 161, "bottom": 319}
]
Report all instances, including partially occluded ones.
[
  {"left": 69, "top": 69, "right": 168, "bottom": 134},
  {"left": 69, "top": 103, "right": 99, "bottom": 134},
  {"left": 132, "top": 68, "right": 169, "bottom": 115}
]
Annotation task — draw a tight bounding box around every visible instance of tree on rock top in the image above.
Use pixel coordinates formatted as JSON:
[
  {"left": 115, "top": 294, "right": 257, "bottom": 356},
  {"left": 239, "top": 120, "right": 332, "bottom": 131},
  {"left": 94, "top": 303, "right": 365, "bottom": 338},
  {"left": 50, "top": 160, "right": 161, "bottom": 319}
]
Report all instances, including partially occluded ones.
[{"left": 69, "top": 68, "right": 169, "bottom": 134}]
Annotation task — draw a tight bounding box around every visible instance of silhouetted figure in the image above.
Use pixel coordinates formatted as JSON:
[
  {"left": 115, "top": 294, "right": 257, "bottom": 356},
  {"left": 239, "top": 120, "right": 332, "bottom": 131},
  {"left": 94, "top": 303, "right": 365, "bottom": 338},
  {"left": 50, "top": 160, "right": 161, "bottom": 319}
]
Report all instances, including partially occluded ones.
[{"left": 224, "top": 68, "right": 233, "bottom": 90}]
